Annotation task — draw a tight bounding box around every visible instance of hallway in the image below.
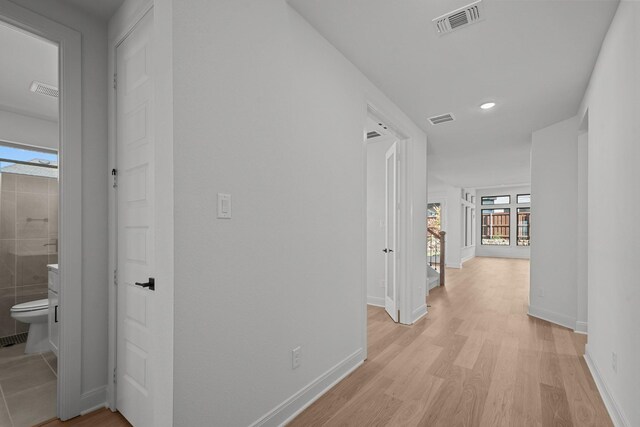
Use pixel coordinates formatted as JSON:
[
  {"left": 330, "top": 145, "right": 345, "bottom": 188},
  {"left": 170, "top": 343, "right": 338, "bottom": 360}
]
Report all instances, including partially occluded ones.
[{"left": 290, "top": 257, "right": 611, "bottom": 426}]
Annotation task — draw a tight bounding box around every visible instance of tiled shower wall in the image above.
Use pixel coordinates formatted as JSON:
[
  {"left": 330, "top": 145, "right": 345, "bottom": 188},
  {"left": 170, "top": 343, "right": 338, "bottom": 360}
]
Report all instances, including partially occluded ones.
[{"left": 0, "top": 173, "right": 58, "bottom": 338}]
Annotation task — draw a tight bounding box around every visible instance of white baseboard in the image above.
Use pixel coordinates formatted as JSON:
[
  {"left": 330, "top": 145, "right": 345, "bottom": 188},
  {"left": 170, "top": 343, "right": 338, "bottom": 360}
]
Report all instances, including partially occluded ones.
[
  {"left": 584, "top": 347, "right": 630, "bottom": 427},
  {"left": 250, "top": 349, "right": 364, "bottom": 427},
  {"left": 574, "top": 320, "right": 588, "bottom": 335},
  {"left": 79, "top": 386, "right": 107, "bottom": 415},
  {"left": 527, "top": 305, "right": 575, "bottom": 330},
  {"left": 367, "top": 296, "right": 385, "bottom": 307},
  {"left": 412, "top": 304, "right": 428, "bottom": 323},
  {"left": 461, "top": 254, "right": 475, "bottom": 264}
]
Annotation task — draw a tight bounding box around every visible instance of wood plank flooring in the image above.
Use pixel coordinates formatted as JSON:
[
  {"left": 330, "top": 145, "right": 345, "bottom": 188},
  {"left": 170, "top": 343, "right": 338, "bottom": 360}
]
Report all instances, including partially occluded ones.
[
  {"left": 289, "top": 257, "right": 612, "bottom": 427},
  {"left": 36, "top": 409, "right": 130, "bottom": 427}
]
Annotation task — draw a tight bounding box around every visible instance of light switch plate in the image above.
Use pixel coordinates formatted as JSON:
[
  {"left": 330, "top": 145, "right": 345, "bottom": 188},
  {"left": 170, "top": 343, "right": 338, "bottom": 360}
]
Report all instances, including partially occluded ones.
[{"left": 217, "top": 193, "right": 232, "bottom": 219}]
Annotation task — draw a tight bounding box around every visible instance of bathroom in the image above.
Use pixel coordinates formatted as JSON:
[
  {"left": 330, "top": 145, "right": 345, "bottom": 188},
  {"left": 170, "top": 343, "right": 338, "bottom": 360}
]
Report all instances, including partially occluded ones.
[{"left": 0, "top": 19, "right": 60, "bottom": 427}]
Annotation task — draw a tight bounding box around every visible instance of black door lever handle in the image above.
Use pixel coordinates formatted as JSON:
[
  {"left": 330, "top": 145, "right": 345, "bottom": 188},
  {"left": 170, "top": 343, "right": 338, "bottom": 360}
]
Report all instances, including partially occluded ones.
[
  {"left": 382, "top": 248, "right": 388, "bottom": 253},
  {"left": 135, "top": 277, "right": 155, "bottom": 291}
]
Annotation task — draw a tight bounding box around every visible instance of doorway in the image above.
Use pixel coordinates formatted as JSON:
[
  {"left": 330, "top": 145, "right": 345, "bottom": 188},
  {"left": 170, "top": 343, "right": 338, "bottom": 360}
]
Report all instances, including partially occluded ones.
[
  {"left": 365, "top": 114, "right": 401, "bottom": 322},
  {"left": 0, "top": 1, "right": 83, "bottom": 421},
  {"left": 0, "top": 18, "right": 60, "bottom": 426}
]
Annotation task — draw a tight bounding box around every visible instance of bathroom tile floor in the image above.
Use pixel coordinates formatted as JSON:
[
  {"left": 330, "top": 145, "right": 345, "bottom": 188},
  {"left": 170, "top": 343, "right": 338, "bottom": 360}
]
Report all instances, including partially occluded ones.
[{"left": 0, "top": 343, "right": 56, "bottom": 427}]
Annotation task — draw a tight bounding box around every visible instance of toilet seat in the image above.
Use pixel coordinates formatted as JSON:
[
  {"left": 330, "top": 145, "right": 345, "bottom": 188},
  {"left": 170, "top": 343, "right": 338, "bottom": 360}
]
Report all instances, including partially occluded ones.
[{"left": 11, "top": 298, "right": 48, "bottom": 313}]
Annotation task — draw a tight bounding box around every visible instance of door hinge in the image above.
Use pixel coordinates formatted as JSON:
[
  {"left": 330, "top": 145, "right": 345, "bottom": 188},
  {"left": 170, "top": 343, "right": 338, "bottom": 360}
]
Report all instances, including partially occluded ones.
[
  {"left": 112, "top": 168, "right": 118, "bottom": 188},
  {"left": 113, "top": 268, "right": 118, "bottom": 286},
  {"left": 113, "top": 73, "right": 117, "bottom": 90},
  {"left": 113, "top": 367, "right": 117, "bottom": 384}
]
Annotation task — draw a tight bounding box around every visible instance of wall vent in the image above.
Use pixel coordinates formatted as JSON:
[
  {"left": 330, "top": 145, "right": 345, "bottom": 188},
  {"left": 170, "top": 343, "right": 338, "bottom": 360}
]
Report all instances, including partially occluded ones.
[
  {"left": 30, "top": 81, "right": 59, "bottom": 98},
  {"left": 367, "top": 131, "right": 381, "bottom": 139},
  {"left": 433, "top": 0, "right": 485, "bottom": 35},
  {"left": 428, "top": 113, "right": 455, "bottom": 125}
]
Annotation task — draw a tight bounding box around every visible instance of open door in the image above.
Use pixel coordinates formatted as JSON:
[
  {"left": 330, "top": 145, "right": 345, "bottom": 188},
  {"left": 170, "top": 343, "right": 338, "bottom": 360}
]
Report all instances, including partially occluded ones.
[
  {"left": 115, "top": 9, "right": 157, "bottom": 426},
  {"left": 384, "top": 142, "right": 398, "bottom": 321}
]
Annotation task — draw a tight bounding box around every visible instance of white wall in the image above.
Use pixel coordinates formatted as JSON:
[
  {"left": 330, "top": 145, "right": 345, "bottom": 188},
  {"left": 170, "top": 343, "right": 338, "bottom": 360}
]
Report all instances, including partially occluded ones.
[
  {"left": 428, "top": 177, "right": 475, "bottom": 268},
  {"left": 366, "top": 137, "right": 394, "bottom": 307},
  {"left": 11, "top": 0, "right": 110, "bottom": 409},
  {"left": 576, "top": 130, "right": 588, "bottom": 334},
  {"left": 460, "top": 189, "right": 476, "bottom": 264},
  {"left": 577, "top": 2, "right": 640, "bottom": 425},
  {"left": 0, "top": 109, "right": 57, "bottom": 150},
  {"left": 171, "top": 1, "right": 426, "bottom": 425},
  {"left": 530, "top": 117, "right": 578, "bottom": 329},
  {"left": 409, "top": 132, "right": 427, "bottom": 319},
  {"left": 475, "top": 185, "right": 531, "bottom": 259}
]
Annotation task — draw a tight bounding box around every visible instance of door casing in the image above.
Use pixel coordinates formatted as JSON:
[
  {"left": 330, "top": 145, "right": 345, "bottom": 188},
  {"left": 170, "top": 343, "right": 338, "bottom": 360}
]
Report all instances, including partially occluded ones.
[{"left": 0, "top": 0, "right": 83, "bottom": 419}]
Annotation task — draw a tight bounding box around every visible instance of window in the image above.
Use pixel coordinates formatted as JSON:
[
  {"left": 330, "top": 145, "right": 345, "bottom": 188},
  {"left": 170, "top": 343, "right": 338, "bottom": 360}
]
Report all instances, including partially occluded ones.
[
  {"left": 0, "top": 143, "right": 58, "bottom": 178},
  {"left": 427, "top": 203, "right": 441, "bottom": 231},
  {"left": 517, "top": 208, "right": 530, "bottom": 246},
  {"left": 460, "top": 204, "right": 473, "bottom": 248},
  {"left": 481, "top": 208, "right": 510, "bottom": 245},
  {"left": 463, "top": 206, "right": 474, "bottom": 247},
  {"left": 481, "top": 195, "right": 510, "bottom": 205},
  {"left": 517, "top": 194, "right": 531, "bottom": 204}
]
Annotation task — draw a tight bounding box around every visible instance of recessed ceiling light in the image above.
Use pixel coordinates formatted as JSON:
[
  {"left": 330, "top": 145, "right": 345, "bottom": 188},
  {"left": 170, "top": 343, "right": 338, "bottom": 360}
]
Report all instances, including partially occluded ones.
[{"left": 480, "top": 102, "right": 496, "bottom": 110}]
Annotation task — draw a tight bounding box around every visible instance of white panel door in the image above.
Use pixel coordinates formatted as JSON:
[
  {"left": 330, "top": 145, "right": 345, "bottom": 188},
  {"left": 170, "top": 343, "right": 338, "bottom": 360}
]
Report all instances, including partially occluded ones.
[
  {"left": 384, "top": 142, "right": 398, "bottom": 322},
  {"left": 116, "top": 10, "right": 156, "bottom": 427}
]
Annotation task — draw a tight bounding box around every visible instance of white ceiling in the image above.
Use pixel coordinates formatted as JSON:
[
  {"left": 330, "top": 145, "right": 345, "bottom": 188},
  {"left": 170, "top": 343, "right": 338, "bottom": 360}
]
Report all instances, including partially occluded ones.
[
  {"left": 0, "top": 22, "right": 58, "bottom": 122},
  {"left": 59, "top": 0, "right": 125, "bottom": 20},
  {"left": 289, "top": 0, "right": 618, "bottom": 188}
]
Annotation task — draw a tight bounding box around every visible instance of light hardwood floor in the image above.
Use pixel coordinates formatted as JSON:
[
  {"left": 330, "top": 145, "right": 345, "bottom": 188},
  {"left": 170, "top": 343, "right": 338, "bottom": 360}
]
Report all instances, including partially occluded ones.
[
  {"left": 36, "top": 409, "right": 130, "bottom": 427},
  {"left": 290, "top": 257, "right": 612, "bottom": 426}
]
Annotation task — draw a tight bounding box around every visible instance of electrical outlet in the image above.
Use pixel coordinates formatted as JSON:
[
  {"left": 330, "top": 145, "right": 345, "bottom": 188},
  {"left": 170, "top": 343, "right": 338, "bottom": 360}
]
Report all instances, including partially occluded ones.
[
  {"left": 292, "top": 346, "right": 301, "bottom": 369},
  {"left": 612, "top": 352, "right": 617, "bottom": 373}
]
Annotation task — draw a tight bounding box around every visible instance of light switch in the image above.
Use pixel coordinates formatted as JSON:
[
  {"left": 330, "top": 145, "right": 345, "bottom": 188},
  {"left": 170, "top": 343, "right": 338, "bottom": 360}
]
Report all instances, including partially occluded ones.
[{"left": 217, "top": 193, "right": 232, "bottom": 219}]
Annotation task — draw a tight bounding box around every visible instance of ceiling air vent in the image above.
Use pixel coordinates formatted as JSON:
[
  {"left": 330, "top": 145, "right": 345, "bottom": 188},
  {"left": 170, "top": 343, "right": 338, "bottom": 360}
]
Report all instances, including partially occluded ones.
[
  {"left": 428, "top": 113, "right": 455, "bottom": 125},
  {"left": 433, "top": 0, "right": 485, "bottom": 35},
  {"left": 30, "top": 81, "right": 59, "bottom": 98},
  {"left": 367, "top": 131, "right": 381, "bottom": 139}
]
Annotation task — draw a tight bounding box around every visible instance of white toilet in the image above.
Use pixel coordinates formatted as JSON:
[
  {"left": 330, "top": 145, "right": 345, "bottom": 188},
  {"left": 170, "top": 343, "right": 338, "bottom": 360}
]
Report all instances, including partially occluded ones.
[{"left": 10, "top": 299, "right": 49, "bottom": 354}]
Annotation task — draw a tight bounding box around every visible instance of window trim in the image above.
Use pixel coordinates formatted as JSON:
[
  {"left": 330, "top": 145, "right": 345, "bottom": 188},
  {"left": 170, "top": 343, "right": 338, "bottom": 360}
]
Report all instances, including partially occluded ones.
[
  {"left": 517, "top": 207, "right": 531, "bottom": 246},
  {"left": 481, "top": 195, "right": 511, "bottom": 206},
  {"left": 480, "top": 208, "right": 511, "bottom": 246},
  {"left": 516, "top": 193, "right": 531, "bottom": 204}
]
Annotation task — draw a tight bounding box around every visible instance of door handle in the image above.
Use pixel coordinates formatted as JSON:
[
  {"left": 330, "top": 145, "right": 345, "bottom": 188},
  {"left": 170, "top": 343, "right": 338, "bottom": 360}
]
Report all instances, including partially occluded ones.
[
  {"left": 134, "top": 277, "right": 155, "bottom": 291},
  {"left": 382, "top": 248, "right": 388, "bottom": 253},
  {"left": 54, "top": 305, "right": 58, "bottom": 323}
]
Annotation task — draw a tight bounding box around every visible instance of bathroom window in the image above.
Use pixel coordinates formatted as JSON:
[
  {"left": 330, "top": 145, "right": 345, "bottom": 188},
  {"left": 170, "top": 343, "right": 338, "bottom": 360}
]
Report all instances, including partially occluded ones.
[{"left": 0, "top": 143, "right": 58, "bottom": 178}]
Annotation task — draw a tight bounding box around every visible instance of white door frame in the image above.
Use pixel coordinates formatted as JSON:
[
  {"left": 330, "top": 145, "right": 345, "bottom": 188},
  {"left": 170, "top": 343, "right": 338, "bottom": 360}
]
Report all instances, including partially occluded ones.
[
  {"left": 0, "top": 1, "right": 83, "bottom": 420},
  {"left": 364, "top": 104, "right": 414, "bottom": 346}
]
